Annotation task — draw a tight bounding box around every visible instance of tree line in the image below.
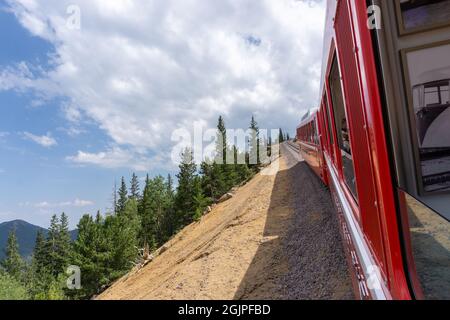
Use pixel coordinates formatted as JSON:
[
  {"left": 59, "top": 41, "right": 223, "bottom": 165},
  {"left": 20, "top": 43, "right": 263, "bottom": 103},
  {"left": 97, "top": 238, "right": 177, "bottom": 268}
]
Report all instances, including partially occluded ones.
[{"left": 0, "top": 115, "right": 284, "bottom": 300}]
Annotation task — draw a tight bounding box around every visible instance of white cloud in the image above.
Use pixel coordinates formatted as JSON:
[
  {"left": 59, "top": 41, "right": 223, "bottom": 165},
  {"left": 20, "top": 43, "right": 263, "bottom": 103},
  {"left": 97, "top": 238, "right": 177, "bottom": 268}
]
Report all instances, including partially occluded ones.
[
  {"left": 22, "top": 198, "right": 94, "bottom": 209},
  {"left": 66, "top": 145, "right": 169, "bottom": 172},
  {"left": 2, "top": 0, "right": 326, "bottom": 170},
  {"left": 23, "top": 131, "right": 57, "bottom": 147}
]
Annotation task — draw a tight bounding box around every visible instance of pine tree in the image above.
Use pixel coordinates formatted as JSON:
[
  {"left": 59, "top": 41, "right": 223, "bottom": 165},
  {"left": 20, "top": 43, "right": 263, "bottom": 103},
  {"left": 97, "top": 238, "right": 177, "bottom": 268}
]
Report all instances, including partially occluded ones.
[
  {"left": 216, "top": 116, "right": 227, "bottom": 165},
  {"left": 56, "top": 213, "right": 72, "bottom": 271},
  {"left": 112, "top": 180, "right": 118, "bottom": 214},
  {"left": 139, "top": 176, "right": 169, "bottom": 249},
  {"left": 200, "top": 160, "right": 227, "bottom": 200},
  {"left": 129, "top": 173, "right": 140, "bottom": 200},
  {"left": 192, "top": 177, "right": 212, "bottom": 221},
  {"left": 105, "top": 200, "right": 139, "bottom": 278},
  {"left": 249, "top": 116, "right": 260, "bottom": 167},
  {"left": 233, "top": 145, "right": 251, "bottom": 183},
  {"left": 268, "top": 136, "right": 272, "bottom": 157},
  {"left": 279, "top": 128, "right": 284, "bottom": 143},
  {"left": 117, "top": 177, "right": 128, "bottom": 214},
  {"left": 71, "top": 214, "right": 108, "bottom": 299},
  {"left": 32, "top": 230, "right": 46, "bottom": 273},
  {"left": 44, "top": 214, "right": 59, "bottom": 276},
  {"left": 139, "top": 175, "right": 157, "bottom": 248},
  {"left": 1, "top": 228, "right": 24, "bottom": 280},
  {"left": 174, "top": 148, "right": 199, "bottom": 227},
  {"left": 28, "top": 230, "right": 53, "bottom": 299},
  {"left": 43, "top": 213, "right": 71, "bottom": 277},
  {"left": 161, "top": 174, "right": 176, "bottom": 241}
]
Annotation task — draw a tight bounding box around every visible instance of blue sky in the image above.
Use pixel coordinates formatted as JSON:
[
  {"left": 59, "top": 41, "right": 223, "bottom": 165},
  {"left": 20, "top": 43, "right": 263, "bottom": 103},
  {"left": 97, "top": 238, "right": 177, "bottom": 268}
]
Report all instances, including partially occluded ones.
[
  {"left": 0, "top": 5, "right": 169, "bottom": 228},
  {"left": 0, "top": 0, "right": 325, "bottom": 229}
]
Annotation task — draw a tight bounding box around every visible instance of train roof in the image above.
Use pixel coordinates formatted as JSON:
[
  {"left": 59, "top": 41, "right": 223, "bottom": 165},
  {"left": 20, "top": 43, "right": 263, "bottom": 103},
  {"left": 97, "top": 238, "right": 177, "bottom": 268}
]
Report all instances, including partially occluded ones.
[
  {"left": 298, "top": 2, "right": 336, "bottom": 130},
  {"left": 297, "top": 108, "right": 318, "bottom": 129},
  {"left": 318, "top": 1, "right": 338, "bottom": 104}
]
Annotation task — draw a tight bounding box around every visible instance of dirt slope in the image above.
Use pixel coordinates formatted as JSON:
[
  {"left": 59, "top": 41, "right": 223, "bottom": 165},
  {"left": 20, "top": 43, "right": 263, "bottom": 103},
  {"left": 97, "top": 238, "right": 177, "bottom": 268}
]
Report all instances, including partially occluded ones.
[{"left": 98, "top": 144, "right": 353, "bottom": 300}]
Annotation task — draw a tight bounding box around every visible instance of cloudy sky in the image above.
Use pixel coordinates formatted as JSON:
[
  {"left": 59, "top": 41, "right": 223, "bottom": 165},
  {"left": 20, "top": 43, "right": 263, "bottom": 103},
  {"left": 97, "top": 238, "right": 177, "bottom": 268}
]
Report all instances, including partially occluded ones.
[{"left": 0, "top": 0, "right": 325, "bottom": 228}]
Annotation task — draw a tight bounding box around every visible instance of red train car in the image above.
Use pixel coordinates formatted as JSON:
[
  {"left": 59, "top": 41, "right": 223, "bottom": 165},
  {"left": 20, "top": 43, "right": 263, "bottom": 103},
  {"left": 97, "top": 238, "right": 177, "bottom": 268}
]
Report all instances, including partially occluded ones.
[
  {"left": 296, "top": 111, "right": 327, "bottom": 183},
  {"left": 297, "top": 0, "right": 450, "bottom": 300}
]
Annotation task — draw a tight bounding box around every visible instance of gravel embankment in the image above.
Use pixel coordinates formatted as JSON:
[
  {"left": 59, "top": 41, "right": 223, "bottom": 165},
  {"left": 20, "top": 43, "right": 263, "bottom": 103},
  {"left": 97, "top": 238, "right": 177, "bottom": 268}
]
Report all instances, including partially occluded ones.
[
  {"left": 98, "top": 143, "right": 354, "bottom": 300},
  {"left": 279, "top": 144, "right": 354, "bottom": 300}
]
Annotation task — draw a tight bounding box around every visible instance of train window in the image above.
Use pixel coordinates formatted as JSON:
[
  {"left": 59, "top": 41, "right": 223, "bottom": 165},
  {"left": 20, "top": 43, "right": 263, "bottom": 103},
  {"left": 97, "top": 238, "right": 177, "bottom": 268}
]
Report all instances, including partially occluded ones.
[
  {"left": 378, "top": 0, "right": 450, "bottom": 299},
  {"left": 399, "top": 36, "right": 450, "bottom": 299},
  {"left": 324, "top": 97, "right": 334, "bottom": 147},
  {"left": 312, "top": 122, "right": 316, "bottom": 144},
  {"left": 314, "top": 121, "right": 319, "bottom": 145},
  {"left": 403, "top": 42, "right": 450, "bottom": 194},
  {"left": 328, "top": 56, "right": 358, "bottom": 199},
  {"left": 396, "top": 0, "right": 450, "bottom": 35},
  {"left": 404, "top": 192, "right": 450, "bottom": 299}
]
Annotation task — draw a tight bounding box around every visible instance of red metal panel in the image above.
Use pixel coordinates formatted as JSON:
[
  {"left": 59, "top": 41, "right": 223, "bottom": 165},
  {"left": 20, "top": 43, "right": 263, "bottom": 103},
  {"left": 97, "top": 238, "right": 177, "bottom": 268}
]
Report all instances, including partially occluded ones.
[
  {"left": 334, "top": 0, "right": 388, "bottom": 280},
  {"left": 350, "top": 0, "right": 411, "bottom": 299},
  {"left": 298, "top": 115, "right": 323, "bottom": 180}
]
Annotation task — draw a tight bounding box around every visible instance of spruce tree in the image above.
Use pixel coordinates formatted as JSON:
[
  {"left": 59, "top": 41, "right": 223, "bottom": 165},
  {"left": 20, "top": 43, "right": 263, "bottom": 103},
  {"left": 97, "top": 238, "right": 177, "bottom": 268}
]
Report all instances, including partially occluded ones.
[
  {"left": 279, "top": 128, "right": 284, "bottom": 143},
  {"left": 32, "top": 230, "right": 46, "bottom": 273},
  {"left": 216, "top": 116, "right": 227, "bottom": 165},
  {"left": 249, "top": 116, "right": 260, "bottom": 168},
  {"left": 105, "top": 201, "right": 139, "bottom": 279},
  {"left": 192, "top": 177, "right": 212, "bottom": 221},
  {"left": 117, "top": 177, "right": 128, "bottom": 214},
  {"left": 44, "top": 214, "right": 59, "bottom": 276},
  {"left": 161, "top": 174, "right": 176, "bottom": 241},
  {"left": 174, "top": 148, "right": 198, "bottom": 227},
  {"left": 1, "top": 228, "right": 24, "bottom": 280},
  {"left": 112, "top": 180, "right": 118, "bottom": 214},
  {"left": 42, "top": 213, "right": 72, "bottom": 277},
  {"left": 56, "top": 213, "right": 72, "bottom": 271},
  {"left": 28, "top": 230, "right": 53, "bottom": 299},
  {"left": 233, "top": 145, "right": 251, "bottom": 184},
  {"left": 129, "top": 173, "right": 140, "bottom": 200},
  {"left": 268, "top": 136, "right": 272, "bottom": 157},
  {"left": 71, "top": 214, "right": 107, "bottom": 299},
  {"left": 140, "top": 176, "right": 166, "bottom": 249},
  {"left": 139, "top": 175, "right": 157, "bottom": 248}
]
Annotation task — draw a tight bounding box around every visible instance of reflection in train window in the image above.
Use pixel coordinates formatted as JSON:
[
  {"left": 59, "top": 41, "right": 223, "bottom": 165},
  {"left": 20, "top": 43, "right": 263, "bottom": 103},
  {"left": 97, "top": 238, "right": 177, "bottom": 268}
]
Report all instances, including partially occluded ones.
[
  {"left": 404, "top": 193, "right": 450, "bottom": 300},
  {"left": 420, "top": 81, "right": 449, "bottom": 107},
  {"left": 405, "top": 43, "right": 450, "bottom": 193},
  {"left": 328, "top": 56, "right": 358, "bottom": 199},
  {"left": 398, "top": 0, "right": 450, "bottom": 33},
  {"left": 324, "top": 98, "right": 334, "bottom": 147}
]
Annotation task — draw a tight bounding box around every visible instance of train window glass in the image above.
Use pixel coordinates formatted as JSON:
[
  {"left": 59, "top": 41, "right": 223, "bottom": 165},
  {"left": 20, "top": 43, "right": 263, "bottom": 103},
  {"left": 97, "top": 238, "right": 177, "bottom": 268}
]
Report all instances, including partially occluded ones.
[
  {"left": 312, "top": 122, "right": 315, "bottom": 144},
  {"left": 403, "top": 42, "right": 450, "bottom": 193},
  {"left": 404, "top": 193, "right": 450, "bottom": 299},
  {"left": 401, "top": 41, "right": 450, "bottom": 299},
  {"left": 328, "top": 56, "right": 358, "bottom": 199},
  {"left": 324, "top": 97, "right": 334, "bottom": 146},
  {"left": 315, "top": 121, "right": 319, "bottom": 145},
  {"left": 396, "top": 0, "right": 450, "bottom": 34}
]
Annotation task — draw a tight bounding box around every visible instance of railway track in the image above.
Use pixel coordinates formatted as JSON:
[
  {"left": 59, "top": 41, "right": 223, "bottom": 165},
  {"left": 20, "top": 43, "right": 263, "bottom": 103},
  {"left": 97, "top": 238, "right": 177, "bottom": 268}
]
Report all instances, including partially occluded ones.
[{"left": 284, "top": 140, "right": 301, "bottom": 156}]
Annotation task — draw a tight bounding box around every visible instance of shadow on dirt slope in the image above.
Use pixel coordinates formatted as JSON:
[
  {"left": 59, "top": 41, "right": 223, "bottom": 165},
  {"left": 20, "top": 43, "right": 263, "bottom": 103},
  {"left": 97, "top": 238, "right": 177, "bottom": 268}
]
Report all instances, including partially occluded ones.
[{"left": 233, "top": 159, "right": 354, "bottom": 300}]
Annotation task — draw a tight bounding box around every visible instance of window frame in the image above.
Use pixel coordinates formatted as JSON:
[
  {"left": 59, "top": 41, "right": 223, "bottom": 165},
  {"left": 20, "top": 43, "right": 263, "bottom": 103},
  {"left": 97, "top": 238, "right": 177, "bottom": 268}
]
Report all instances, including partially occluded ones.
[
  {"left": 327, "top": 53, "right": 359, "bottom": 201},
  {"left": 400, "top": 39, "right": 450, "bottom": 196},
  {"left": 395, "top": 0, "right": 450, "bottom": 36}
]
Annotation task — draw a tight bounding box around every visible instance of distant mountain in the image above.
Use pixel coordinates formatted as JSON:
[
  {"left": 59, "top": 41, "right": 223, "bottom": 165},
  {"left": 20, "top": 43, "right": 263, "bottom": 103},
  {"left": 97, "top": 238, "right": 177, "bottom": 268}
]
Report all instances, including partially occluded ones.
[{"left": 0, "top": 220, "right": 78, "bottom": 260}]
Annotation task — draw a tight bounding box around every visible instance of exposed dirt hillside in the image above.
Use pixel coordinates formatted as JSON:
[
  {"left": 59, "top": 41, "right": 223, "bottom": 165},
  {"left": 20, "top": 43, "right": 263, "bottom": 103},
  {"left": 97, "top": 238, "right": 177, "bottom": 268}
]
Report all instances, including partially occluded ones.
[{"left": 98, "top": 144, "right": 353, "bottom": 300}]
